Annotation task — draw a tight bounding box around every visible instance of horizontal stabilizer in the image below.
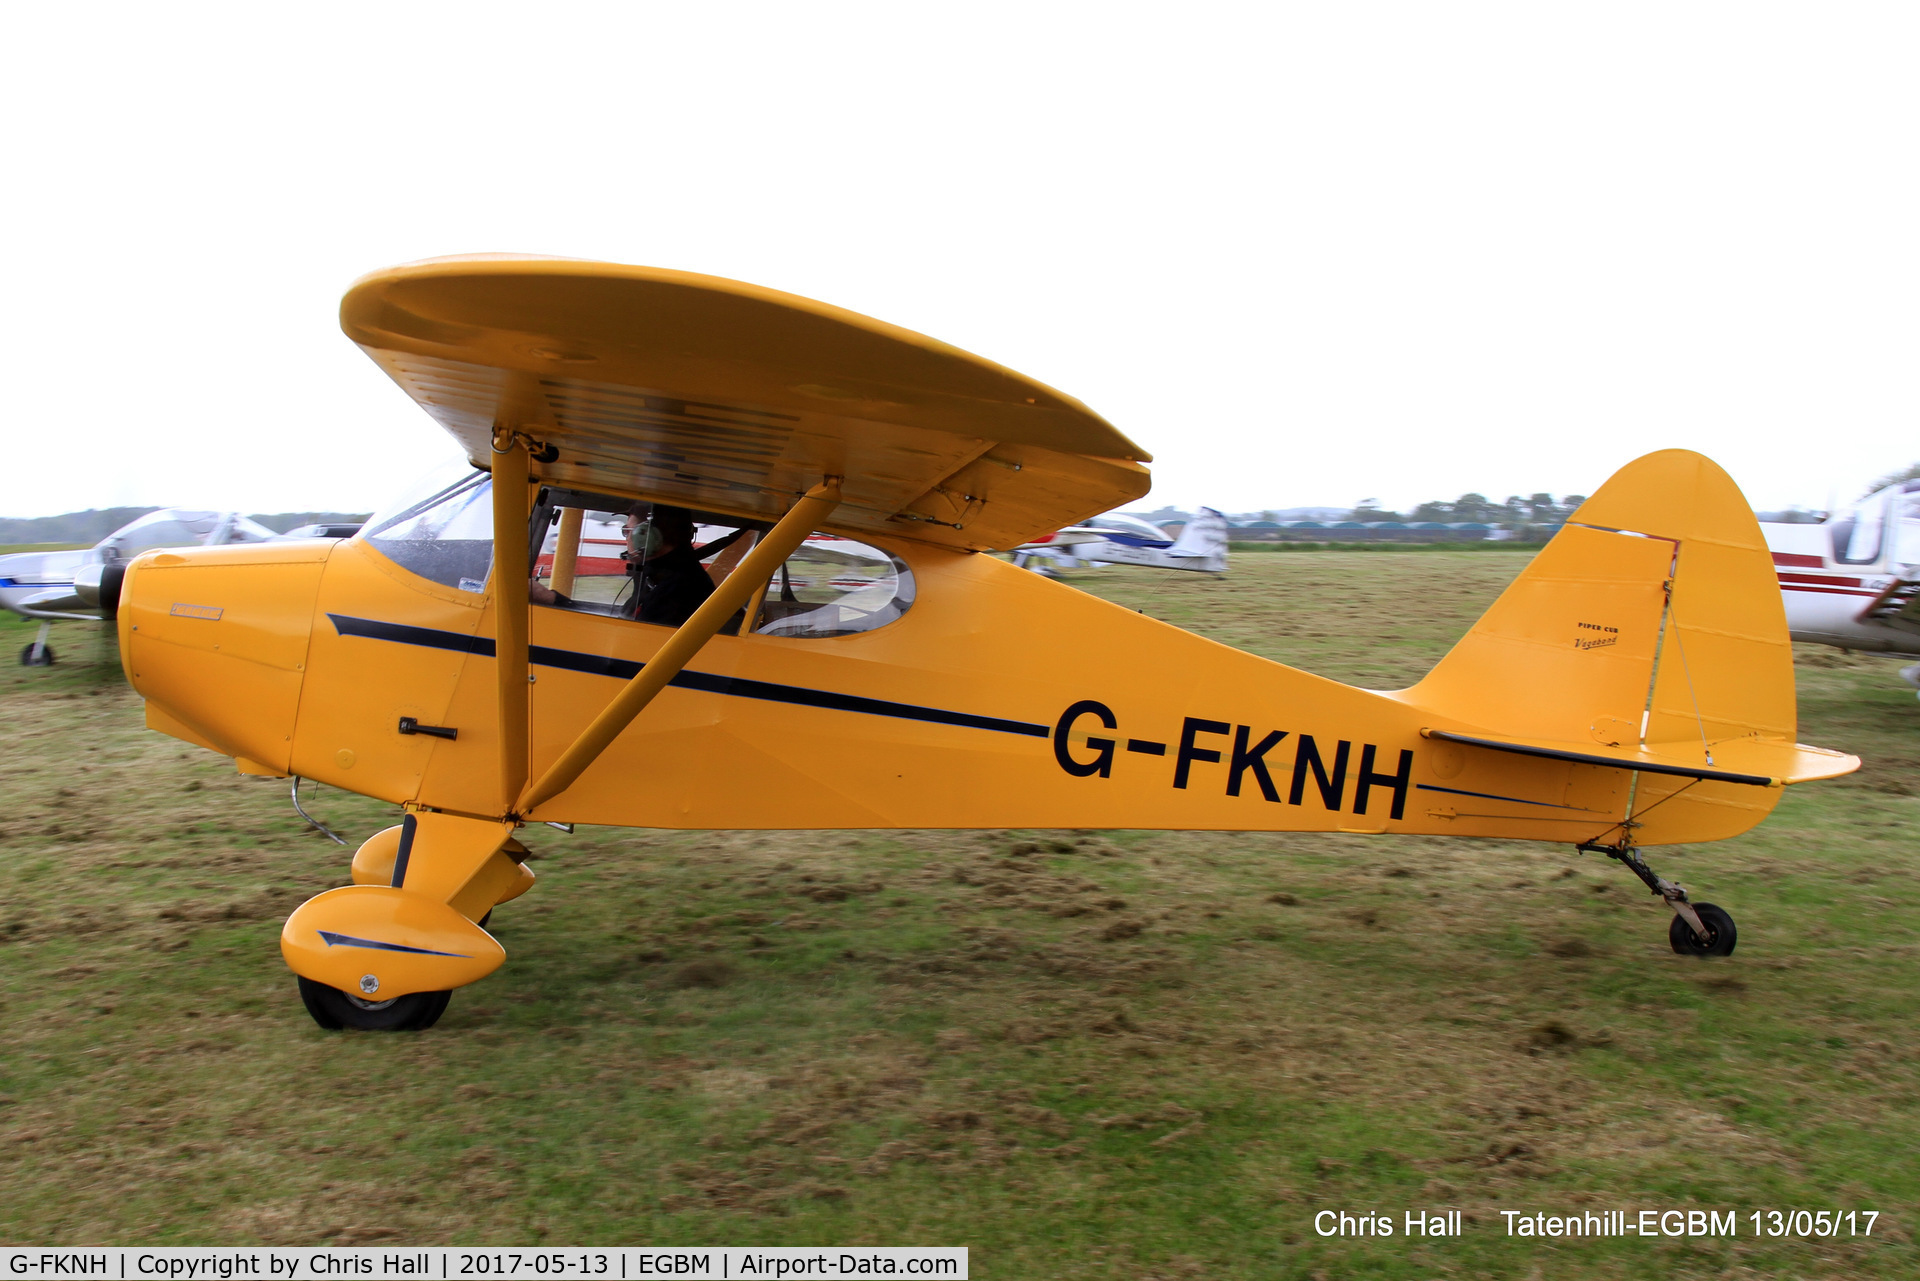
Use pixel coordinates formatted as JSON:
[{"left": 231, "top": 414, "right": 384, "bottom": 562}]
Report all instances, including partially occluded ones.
[{"left": 1423, "top": 728, "right": 1858, "bottom": 787}]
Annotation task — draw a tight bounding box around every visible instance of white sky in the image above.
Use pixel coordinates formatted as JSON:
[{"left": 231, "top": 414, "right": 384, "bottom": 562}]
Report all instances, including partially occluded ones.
[{"left": 3, "top": 3, "right": 1914, "bottom": 519}]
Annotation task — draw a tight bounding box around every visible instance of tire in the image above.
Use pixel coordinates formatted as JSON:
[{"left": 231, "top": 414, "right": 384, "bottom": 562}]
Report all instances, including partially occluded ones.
[
  {"left": 478, "top": 910, "right": 493, "bottom": 929},
  {"left": 1668, "top": 902, "right": 1737, "bottom": 957},
  {"left": 19, "top": 643, "right": 54, "bottom": 667},
  {"left": 297, "top": 976, "right": 451, "bottom": 1030}
]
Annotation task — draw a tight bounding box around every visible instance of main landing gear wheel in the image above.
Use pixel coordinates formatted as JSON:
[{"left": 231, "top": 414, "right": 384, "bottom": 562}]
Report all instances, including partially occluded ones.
[
  {"left": 18, "top": 643, "right": 54, "bottom": 666},
  {"left": 297, "top": 976, "right": 451, "bottom": 1031},
  {"left": 1669, "top": 902, "right": 1737, "bottom": 957}
]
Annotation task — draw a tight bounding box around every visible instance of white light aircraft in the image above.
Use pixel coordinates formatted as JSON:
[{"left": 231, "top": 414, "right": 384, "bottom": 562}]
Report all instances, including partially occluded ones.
[
  {"left": 1013, "top": 506, "right": 1229, "bottom": 575},
  {"left": 0, "top": 509, "right": 281, "bottom": 665}
]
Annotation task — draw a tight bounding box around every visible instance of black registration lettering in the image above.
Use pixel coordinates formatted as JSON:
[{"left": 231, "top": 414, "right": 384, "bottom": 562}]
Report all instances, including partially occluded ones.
[
  {"left": 1174, "top": 717, "right": 1230, "bottom": 788},
  {"left": 1054, "top": 700, "right": 1118, "bottom": 778},
  {"left": 1227, "top": 725, "right": 1289, "bottom": 800},
  {"left": 1289, "top": 735, "right": 1352, "bottom": 810}
]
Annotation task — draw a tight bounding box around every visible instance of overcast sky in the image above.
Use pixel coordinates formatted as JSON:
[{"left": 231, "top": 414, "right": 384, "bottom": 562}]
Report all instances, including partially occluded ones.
[{"left": 4, "top": 3, "right": 1914, "bottom": 520}]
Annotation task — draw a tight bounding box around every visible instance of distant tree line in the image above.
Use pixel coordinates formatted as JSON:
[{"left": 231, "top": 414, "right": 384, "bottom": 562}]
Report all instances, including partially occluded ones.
[
  {"left": 1347, "top": 492, "right": 1587, "bottom": 526},
  {"left": 0, "top": 507, "right": 371, "bottom": 545},
  {"left": 1864, "top": 461, "right": 1920, "bottom": 497}
]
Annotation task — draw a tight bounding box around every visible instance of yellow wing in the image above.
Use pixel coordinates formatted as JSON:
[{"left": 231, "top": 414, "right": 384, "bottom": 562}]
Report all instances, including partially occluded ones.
[{"left": 340, "top": 255, "right": 1152, "bottom": 551}]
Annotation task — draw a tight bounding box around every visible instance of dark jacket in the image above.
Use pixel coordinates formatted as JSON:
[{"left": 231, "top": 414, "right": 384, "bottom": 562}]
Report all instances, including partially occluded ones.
[{"left": 630, "top": 545, "right": 715, "bottom": 626}]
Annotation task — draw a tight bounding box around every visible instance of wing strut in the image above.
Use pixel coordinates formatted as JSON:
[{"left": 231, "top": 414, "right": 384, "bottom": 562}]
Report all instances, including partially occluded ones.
[
  {"left": 491, "top": 432, "right": 533, "bottom": 812},
  {"left": 515, "top": 478, "right": 843, "bottom": 816}
]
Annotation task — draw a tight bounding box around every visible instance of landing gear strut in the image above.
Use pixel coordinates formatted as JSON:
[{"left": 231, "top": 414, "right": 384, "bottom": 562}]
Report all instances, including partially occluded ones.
[
  {"left": 18, "top": 621, "right": 54, "bottom": 666},
  {"left": 1579, "top": 841, "right": 1737, "bottom": 957}
]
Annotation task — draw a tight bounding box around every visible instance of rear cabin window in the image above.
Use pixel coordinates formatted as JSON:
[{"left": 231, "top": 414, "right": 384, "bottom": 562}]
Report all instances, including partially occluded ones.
[
  {"left": 361, "top": 465, "right": 495, "bottom": 592},
  {"left": 753, "top": 535, "right": 914, "bottom": 638}
]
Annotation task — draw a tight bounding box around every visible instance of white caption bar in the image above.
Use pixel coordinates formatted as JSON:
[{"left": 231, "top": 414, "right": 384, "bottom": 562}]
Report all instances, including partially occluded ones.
[{"left": 1, "top": 1251, "right": 967, "bottom": 1281}]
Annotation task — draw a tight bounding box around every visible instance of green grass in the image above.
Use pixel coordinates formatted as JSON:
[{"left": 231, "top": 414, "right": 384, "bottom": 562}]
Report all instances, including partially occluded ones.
[{"left": 2, "top": 556, "right": 1917, "bottom": 1277}]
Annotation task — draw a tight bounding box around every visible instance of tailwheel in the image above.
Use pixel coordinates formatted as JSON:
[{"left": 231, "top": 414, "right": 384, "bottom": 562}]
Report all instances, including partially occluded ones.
[
  {"left": 1669, "top": 902, "right": 1737, "bottom": 957},
  {"left": 297, "top": 976, "right": 451, "bottom": 1031},
  {"left": 1580, "top": 841, "right": 1738, "bottom": 960},
  {"left": 19, "top": 642, "right": 54, "bottom": 666}
]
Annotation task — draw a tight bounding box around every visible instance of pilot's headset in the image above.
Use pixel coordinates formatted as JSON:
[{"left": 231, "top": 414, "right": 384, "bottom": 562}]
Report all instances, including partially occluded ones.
[
  {"left": 626, "top": 505, "right": 665, "bottom": 568},
  {"left": 627, "top": 504, "right": 694, "bottom": 570}
]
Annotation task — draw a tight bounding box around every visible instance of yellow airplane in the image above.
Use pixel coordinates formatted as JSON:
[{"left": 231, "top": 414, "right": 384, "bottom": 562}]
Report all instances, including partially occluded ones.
[{"left": 115, "top": 256, "right": 1859, "bottom": 1030}]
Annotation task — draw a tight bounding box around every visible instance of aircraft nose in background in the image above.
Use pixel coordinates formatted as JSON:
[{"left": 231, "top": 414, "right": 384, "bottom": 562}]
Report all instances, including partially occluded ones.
[{"left": 119, "top": 541, "right": 333, "bottom": 775}]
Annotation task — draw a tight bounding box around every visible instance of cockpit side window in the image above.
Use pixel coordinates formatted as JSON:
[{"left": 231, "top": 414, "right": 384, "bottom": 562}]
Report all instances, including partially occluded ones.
[
  {"left": 751, "top": 535, "right": 915, "bottom": 638},
  {"left": 362, "top": 467, "right": 919, "bottom": 637},
  {"left": 1831, "top": 496, "right": 1888, "bottom": 566},
  {"left": 361, "top": 464, "right": 495, "bottom": 592},
  {"left": 530, "top": 487, "right": 766, "bottom": 632},
  {"left": 536, "top": 509, "right": 635, "bottom": 612},
  {"left": 1894, "top": 489, "right": 1920, "bottom": 567}
]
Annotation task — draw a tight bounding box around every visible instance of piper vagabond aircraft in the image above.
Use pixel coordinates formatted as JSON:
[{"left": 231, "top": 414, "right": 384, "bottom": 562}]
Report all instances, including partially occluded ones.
[
  {"left": 115, "top": 256, "right": 1859, "bottom": 1030},
  {"left": 1762, "top": 479, "right": 1920, "bottom": 696},
  {"left": 1012, "top": 507, "right": 1230, "bottom": 575},
  {"left": 1, "top": 509, "right": 278, "bottom": 665}
]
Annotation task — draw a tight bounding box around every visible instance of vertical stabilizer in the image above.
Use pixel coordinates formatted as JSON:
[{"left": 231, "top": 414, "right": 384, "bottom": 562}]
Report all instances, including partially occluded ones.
[
  {"left": 1573, "top": 450, "right": 1795, "bottom": 750},
  {"left": 1389, "top": 451, "right": 1798, "bottom": 844},
  {"left": 1166, "top": 507, "right": 1230, "bottom": 571}
]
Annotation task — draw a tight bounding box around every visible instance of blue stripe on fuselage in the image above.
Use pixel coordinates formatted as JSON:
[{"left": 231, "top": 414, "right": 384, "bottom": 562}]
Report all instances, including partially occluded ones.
[{"left": 325, "top": 614, "right": 1050, "bottom": 739}]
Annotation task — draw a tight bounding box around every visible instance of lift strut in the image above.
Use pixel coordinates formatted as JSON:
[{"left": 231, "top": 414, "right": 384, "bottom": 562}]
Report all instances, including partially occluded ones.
[{"left": 513, "top": 478, "right": 843, "bottom": 816}]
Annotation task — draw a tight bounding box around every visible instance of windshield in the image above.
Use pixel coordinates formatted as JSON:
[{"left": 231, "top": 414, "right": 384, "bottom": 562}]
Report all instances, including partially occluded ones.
[{"left": 361, "top": 461, "right": 495, "bottom": 592}]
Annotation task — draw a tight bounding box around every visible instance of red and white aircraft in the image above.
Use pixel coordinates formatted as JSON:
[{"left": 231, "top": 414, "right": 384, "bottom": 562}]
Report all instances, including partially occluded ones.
[{"left": 1761, "top": 478, "right": 1920, "bottom": 696}]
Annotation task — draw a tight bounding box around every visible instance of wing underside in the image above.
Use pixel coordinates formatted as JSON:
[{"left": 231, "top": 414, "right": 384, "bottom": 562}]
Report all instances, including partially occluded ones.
[{"left": 344, "top": 257, "right": 1154, "bottom": 551}]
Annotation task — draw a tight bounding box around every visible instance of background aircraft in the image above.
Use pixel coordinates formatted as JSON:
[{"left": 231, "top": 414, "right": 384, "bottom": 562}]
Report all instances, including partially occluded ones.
[
  {"left": 1013, "top": 507, "right": 1230, "bottom": 575},
  {"left": 1761, "top": 477, "right": 1920, "bottom": 696},
  {"left": 0, "top": 509, "right": 283, "bottom": 665}
]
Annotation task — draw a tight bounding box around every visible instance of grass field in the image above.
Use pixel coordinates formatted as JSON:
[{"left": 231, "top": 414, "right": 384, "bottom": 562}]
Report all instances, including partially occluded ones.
[{"left": 1, "top": 552, "right": 1916, "bottom": 1278}]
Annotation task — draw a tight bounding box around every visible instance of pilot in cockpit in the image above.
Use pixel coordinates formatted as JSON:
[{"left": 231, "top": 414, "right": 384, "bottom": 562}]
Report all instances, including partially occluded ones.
[
  {"left": 529, "top": 503, "right": 747, "bottom": 627},
  {"left": 622, "top": 504, "right": 747, "bottom": 625}
]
